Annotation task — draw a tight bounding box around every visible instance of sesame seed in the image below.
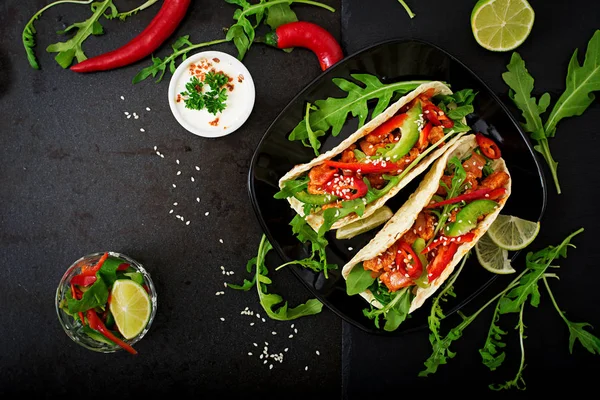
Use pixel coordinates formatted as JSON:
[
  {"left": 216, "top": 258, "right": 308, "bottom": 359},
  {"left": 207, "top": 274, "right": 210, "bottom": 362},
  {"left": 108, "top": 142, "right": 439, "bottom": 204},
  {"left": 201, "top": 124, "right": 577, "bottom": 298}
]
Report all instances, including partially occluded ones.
[
  {"left": 250, "top": 322, "right": 254, "bottom": 326},
  {"left": 262, "top": 318, "right": 266, "bottom": 322},
  {"left": 348, "top": 247, "right": 353, "bottom": 251},
  {"left": 176, "top": 159, "right": 180, "bottom": 164},
  {"left": 316, "top": 351, "right": 320, "bottom": 356},
  {"left": 140, "top": 128, "right": 145, "bottom": 132},
  {"left": 120, "top": 96, "right": 125, "bottom": 100},
  {"left": 269, "top": 365, "right": 273, "bottom": 370},
  {"left": 248, "top": 352, "right": 253, "bottom": 356},
  {"left": 272, "top": 331, "right": 277, "bottom": 335},
  {"left": 160, "top": 154, "right": 164, "bottom": 158},
  {"left": 196, "top": 197, "right": 200, "bottom": 202},
  {"left": 134, "top": 115, "right": 139, "bottom": 120},
  {"left": 146, "top": 107, "right": 151, "bottom": 111},
  {"left": 124, "top": 111, "right": 129, "bottom": 115},
  {"left": 153, "top": 146, "right": 157, "bottom": 151},
  {"left": 224, "top": 282, "right": 228, "bottom": 287},
  {"left": 289, "top": 334, "right": 294, "bottom": 339},
  {"left": 219, "top": 239, "right": 224, "bottom": 243},
  {"left": 263, "top": 360, "right": 267, "bottom": 365},
  {"left": 294, "top": 328, "right": 298, "bottom": 334},
  {"left": 220, "top": 317, "right": 225, "bottom": 321},
  {"left": 205, "top": 212, "right": 210, "bottom": 216},
  {"left": 253, "top": 343, "right": 258, "bottom": 347},
  {"left": 127, "top": 115, "right": 131, "bottom": 119},
  {"left": 169, "top": 209, "right": 173, "bottom": 214},
  {"left": 172, "top": 184, "right": 176, "bottom": 188},
  {"left": 186, "top": 221, "right": 190, "bottom": 226},
  {"left": 305, "top": 366, "right": 309, "bottom": 371},
  {"left": 173, "top": 202, "right": 178, "bottom": 206},
  {"left": 191, "top": 177, "right": 195, "bottom": 182},
  {"left": 177, "top": 171, "right": 181, "bottom": 175},
  {"left": 284, "top": 348, "right": 289, "bottom": 352},
  {"left": 195, "top": 166, "right": 200, "bottom": 170}
]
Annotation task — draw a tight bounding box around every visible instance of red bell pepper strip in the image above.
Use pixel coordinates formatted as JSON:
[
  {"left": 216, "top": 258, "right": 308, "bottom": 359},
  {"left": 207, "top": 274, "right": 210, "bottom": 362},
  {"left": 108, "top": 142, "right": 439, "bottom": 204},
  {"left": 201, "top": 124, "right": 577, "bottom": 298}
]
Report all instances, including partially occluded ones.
[
  {"left": 417, "top": 122, "right": 433, "bottom": 149},
  {"left": 70, "top": 283, "right": 86, "bottom": 326},
  {"left": 476, "top": 133, "right": 502, "bottom": 159},
  {"left": 427, "top": 242, "right": 459, "bottom": 283},
  {"left": 322, "top": 175, "right": 368, "bottom": 200},
  {"left": 117, "top": 263, "right": 131, "bottom": 271},
  {"left": 421, "top": 232, "right": 476, "bottom": 254},
  {"left": 264, "top": 21, "right": 344, "bottom": 71},
  {"left": 70, "top": 0, "right": 191, "bottom": 73},
  {"left": 426, "top": 188, "right": 499, "bottom": 209},
  {"left": 396, "top": 241, "right": 423, "bottom": 279},
  {"left": 70, "top": 274, "right": 97, "bottom": 287},
  {"left": 79, "top": 252, "right": 109, "bottom": 277},
  {"left": 423, "top": 104, "right": 454, "bottom": 128},
  {"left": 85, "top": 310, "right": 137, "bottom": 355},
  {"left": 323, "top": 160, "right": 402, "bottom": 174},
  {"left": 487, "top": 188, "right": 507, "bottom": 200},
  {"left": 369, "top": 114, "right": 408, "bottom": 137}
]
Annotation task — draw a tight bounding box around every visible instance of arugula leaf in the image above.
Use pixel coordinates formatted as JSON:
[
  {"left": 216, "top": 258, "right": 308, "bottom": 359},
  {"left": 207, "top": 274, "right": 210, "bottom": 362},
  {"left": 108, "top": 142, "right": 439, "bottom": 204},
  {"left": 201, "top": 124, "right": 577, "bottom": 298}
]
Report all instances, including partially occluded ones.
[
  {"left": 421, "top": 228, "right": 584, "bottom": 378},
  {"left": 265, "top": 3, "right": 298, "bottom": 30},
  {"left": 544, "top": 30, "right": 600, "bottom": 137},
  {"left": 46, "top": 0, "right": 116, "bottom": 69},
  {"left": 542, "top": 274, "right": 600, "bottom": 355},
  {"left": 446, "top": 105, "right": 474, "bottom": 121},
  {"left": 275, "top": 258, "right": 337, "bottom": 274},
  {"left": 289, "top": 76, "right": 429, "bottom": 143},
  {"left": 489, "top": 303, "right": 527, "bottom": 391},
  {"left": 303, "top": 103, "right": 326, "bottom": 155},
  {"left": 229, "top": 235, "right": 324, "bottom": 320},
  {"left": 273, "top": 177, "right": 309, "bottom": 199},
  {"left": 346, "top": 264, "right": 376, "bottom": 296},
  {"left": 431, "top": 156, "right": 466, "bottom": 239},
  {"left": 479, "top": 300, "right": 508, "bottom": 371},
  {"left": 363, "top": 287, "right": 413, "bottom": 332},
  {"left": 107, "top": 0, "right": 159, "bottom": 21},
  {"left": 290, "top": 215, "right": 335, "bottom": 277}
]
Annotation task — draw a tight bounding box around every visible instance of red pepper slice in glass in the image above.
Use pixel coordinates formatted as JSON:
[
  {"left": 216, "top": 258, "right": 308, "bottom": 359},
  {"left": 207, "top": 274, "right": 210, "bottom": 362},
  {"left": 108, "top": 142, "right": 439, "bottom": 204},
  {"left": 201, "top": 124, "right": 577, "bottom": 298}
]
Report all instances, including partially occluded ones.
[
  {"left": 369, "top": 114, "right": 408, "bottom": 137},
  {"left": 70, "top": 274, "right": 97, "bottom": 287},
  {"left": 476, "top": 133, "right": 502, "bottom": 159},
  {"left": 79, "top": 252, "right": 109, "bottom": 277},
  {"left": 421, "top": 232, "right": 476, "bottom": 254},
  {"left": 396, "top": 241, "right": 423, "bottom": 279},
  {"left": 85, "top": 310, "right": 137, "bottom": 355},
  {"left": 427, "top": 242, "right": 459, "bottom": 283},
  {"left": 324, "top": 160, "right": 402, "bottom": 174}
]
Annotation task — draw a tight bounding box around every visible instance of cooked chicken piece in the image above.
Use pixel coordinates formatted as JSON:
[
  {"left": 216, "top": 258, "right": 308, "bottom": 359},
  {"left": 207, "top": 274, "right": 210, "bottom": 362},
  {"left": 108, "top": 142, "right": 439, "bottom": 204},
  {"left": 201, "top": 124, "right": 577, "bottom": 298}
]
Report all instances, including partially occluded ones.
[
  {"left": 307, "top": 183, "right": 327, "bottom": 195},
  {"left": 359, "top": 140, "right": 388, "bottom": 156},
  {"left": 308, "top": 164, "right": 337, "bottom": 186},
  {"left": 428, "top": 125, "right": 445, "bottom": 146},
  {"left": 462, "top": 152, "right": 486, "bottom": 179},
  {"left": 481, "top": 171, "right": 510, "bottom": 190},
  {"left": 379, "top": 270, "right": 412, "bottom": 292},
  {"left": 436, "top": 174, "right": 453, "bottom": 196},
  {"left": 366, "top": 174, "right": 386, "bottom": 189},
  {"left": 339, "top": 145, "right": 357, "bottom": 163},
  {"left": 363, "top": 243, "right": 397, "bottom": 273}
]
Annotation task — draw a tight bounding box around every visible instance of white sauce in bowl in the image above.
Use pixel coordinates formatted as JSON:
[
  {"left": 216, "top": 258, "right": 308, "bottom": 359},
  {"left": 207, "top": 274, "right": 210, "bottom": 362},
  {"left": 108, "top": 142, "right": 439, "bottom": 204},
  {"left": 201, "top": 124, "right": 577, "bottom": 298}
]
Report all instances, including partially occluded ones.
[{"left": 168, "top": 51, "right": 255, "bottom": 138}]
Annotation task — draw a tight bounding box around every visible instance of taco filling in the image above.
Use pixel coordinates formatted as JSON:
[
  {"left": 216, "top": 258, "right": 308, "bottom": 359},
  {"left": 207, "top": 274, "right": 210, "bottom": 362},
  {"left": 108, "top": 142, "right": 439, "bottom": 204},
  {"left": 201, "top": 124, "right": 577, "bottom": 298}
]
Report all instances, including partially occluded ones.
[
  {"left": 276, "top": 86, "right": 476, "bottom": 233},
  {"left": 358, "top": 134, "right": 509, "bottom": 295}
]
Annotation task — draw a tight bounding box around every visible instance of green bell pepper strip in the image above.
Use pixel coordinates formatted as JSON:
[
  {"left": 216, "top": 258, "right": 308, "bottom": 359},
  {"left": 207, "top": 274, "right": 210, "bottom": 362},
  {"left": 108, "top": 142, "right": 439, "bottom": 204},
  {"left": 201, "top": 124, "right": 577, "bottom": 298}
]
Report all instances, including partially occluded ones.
[
  {"left": 293, "top": 191, "right": 338, "bottom": 205},
  {"left": 376, "top": 102, "right": 422, "bottom": 160},
  {"left": 444, "top": 200, "right": 498, "bottom": 237}
]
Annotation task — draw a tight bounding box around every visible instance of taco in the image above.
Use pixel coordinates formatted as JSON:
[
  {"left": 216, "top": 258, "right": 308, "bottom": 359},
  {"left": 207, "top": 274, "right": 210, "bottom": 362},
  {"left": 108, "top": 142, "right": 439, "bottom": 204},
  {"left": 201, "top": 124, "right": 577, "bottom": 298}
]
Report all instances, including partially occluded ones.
[
  {"left": 341, "top": 134, "right": 511, "bottom": 331},
  {"left": 275, "top": 81, "right": 476, "bottom": 235}
]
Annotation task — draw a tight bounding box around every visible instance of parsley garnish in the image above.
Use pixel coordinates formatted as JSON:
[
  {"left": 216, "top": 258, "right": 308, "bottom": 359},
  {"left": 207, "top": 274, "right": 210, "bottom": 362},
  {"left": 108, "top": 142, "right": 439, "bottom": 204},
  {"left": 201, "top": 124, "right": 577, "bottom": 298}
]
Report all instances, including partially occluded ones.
[{"left": 180, "top": 71, "right": 229, "bottom": 115}]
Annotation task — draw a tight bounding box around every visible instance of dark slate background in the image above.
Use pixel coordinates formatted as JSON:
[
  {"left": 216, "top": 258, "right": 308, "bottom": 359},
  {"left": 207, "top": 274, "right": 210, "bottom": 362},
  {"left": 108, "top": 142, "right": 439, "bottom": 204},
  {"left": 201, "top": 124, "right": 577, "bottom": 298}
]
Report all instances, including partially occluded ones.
[
  {"left": 1, "top": 0, "right": 599, "bottom": 399},
  {"left": 342, "top": 0, "right": 600, "bottom": 398},
  {"left": 1, "top": 1, "right": 341, "bottom": 398}
]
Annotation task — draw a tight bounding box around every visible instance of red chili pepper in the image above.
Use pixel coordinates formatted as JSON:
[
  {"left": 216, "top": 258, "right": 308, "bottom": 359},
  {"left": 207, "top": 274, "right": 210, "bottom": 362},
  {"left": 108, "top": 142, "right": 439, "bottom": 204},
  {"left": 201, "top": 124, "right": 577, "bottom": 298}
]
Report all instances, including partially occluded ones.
[
  {"left": 423, "top": 104, "right": 454, "bottom": 128},
  {"left": 421, "top": 232, "right": 476, "bottom": 254},
  {"left": 79, "top": 252, "right": 109, "bottom": 277},
  {"left": 70, "top": 0, "right": 191, "bottom": 73},
  {"left": 264, "top": 21, "right": 344, "bottom": 71},
  {"left": 85, "top": 310, "right": 137, "bottom": 355},
  {"left": 396, "top": 242, "right": 423, "bottom": 279},
  {"left": 417, "top": 122, "right": 433, "bottom": 149},
  {"left": 322, "top": 175, "right": 368, "bottom": 200},
  {"left": 117, "top": 263, "right": 131, "bottom": 271},
  {"left": 323, "top": 160, "right": 401, "bottom": 174},
  {"left": 369, "top": 114, "right": 408, "bottom": 137},
  {"left": 476, "top": 133, "right": 502, "bottom": 159},
  {"left": 70, "top": 274, "right": 97, "bottom": 287},
  {"left": 427, "top": 242, "right": 459, "bottom": 283},
  {"left": 488, "top": 188, "right": 507, "bottom": 200},
  {"left": 426, "top": 188, "right": 496, "bottom": 209},
  {"left": 70, "top": 283, "right": 86, "bottom": 326}
]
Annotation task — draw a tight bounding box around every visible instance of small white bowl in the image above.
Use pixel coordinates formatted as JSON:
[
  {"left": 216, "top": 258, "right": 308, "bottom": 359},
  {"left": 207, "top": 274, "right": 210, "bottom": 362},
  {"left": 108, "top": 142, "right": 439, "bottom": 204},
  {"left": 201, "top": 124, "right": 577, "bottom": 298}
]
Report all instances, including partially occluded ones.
[{"left": 168, "top": 51, "right": 255, "bottom": 138}]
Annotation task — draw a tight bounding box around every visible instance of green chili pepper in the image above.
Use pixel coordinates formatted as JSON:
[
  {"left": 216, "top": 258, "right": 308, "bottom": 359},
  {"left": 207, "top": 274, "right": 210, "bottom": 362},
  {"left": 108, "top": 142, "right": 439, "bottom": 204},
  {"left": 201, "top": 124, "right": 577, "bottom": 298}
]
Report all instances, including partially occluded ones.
[{"left": 293, "top": 191, "right": 338, "bottom": 205}]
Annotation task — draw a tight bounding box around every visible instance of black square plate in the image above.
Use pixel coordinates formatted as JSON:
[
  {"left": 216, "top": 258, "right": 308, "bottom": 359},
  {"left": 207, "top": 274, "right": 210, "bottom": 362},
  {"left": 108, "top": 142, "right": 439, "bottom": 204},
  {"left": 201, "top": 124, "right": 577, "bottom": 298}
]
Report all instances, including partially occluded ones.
[{"left": 247, "top": 39, "right": 547, "bottom": 336}]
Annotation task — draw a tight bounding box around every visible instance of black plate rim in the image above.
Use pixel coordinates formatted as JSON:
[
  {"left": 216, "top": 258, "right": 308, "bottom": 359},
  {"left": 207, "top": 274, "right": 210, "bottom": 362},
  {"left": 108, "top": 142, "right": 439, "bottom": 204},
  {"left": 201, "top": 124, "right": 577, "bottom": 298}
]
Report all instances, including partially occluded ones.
[{"left": 247, "top": 37, "right": 548, "bottom": 335}]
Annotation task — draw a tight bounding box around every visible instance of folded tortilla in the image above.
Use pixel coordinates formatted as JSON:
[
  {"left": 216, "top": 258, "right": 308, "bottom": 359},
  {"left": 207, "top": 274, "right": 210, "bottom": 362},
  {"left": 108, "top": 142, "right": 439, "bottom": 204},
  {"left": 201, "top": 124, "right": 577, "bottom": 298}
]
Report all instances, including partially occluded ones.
[
  {"left": 341, "top": 134, "right": 511, "bottom": 313},
  {"left": 278, "top": 81, "right": 467, "bottom": 232}
]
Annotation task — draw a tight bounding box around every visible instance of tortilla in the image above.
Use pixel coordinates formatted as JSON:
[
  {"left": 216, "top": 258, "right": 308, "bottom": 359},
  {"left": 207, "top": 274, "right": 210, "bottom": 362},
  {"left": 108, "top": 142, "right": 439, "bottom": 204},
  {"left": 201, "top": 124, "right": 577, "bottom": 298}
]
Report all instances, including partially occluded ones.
[
  {"left": 341, "top": 134, "right": 511, "bottom": 313},
  {"left": 278, "top": 81, "right": 467, "bottom": 232}
]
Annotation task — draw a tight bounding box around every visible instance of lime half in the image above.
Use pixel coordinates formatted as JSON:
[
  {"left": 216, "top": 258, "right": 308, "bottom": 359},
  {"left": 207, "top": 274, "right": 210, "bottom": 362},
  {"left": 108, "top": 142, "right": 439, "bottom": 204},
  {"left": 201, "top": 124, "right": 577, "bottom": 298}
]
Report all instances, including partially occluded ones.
[
  {"left": 471, "top": 0, "right": 535, "bottom": 51},
  {"left": 336, "top": 206, "right": 393, "bottom": 240},
  {"left": 475, "top": 233, "right": 516, "bottom": 274},
  {"left": 487, "top": 214, "right": 540, "bottom": 251},
  {"left": 110, "top": 279, "right": 152, "bottom": 339}
]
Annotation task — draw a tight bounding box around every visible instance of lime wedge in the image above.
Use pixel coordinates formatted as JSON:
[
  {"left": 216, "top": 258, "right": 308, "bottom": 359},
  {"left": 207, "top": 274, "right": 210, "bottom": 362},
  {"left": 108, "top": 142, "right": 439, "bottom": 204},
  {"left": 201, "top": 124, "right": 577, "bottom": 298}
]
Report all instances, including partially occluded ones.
[
  {"left": 110, "top": 279, "right": 152, "bottom": 339},
  {"left": 487, "top": 214, "right": 540, "bottom": 251},
  {"left": 471, "top": 0, "right": 535, "bottom": 51},
  {"left": 336, "top": 206, "right": 393, "bottom": 240},
  {"left": 475, "top": 233, "right": 516, "bottom": 274}
]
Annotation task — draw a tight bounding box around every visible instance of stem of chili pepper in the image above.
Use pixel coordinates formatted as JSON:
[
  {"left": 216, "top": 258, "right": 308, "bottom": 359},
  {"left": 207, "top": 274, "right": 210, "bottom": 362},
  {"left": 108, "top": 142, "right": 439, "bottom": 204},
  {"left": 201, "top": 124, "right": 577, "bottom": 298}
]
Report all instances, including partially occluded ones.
[{"left": 85, "top": 310, "right": 137, "bottom": 355}]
